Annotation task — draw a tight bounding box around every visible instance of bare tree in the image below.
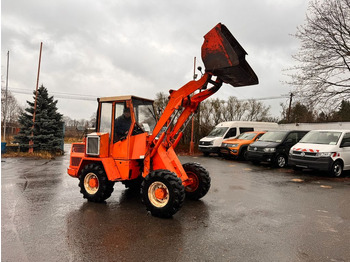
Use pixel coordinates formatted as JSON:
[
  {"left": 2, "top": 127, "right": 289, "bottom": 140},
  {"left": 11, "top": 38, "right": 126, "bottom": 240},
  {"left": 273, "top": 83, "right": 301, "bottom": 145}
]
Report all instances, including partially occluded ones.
[
  {"left": 287, "top": 0, "right": 350, "bottom": 110},
  {"left": 222, "top": 96, "right": 248, "bottom": 121},
  {"left": 244, "top": 99, "right": 271, "bottom": 121},
  {"left": 1, "top": 90, "right": 21, "bottom": 125},
  {"left": 153, "top": 92, "right": 169, "bottom": 117}
]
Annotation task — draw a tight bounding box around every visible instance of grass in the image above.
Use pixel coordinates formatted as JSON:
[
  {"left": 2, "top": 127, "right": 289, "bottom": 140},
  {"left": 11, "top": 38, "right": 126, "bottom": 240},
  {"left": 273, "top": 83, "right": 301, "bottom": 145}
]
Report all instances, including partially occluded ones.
[
  {"left": 64, "top": 137, "right": 83, "bottom": 143},
  {"left": 2, "top": 150, "right": 64, "bottom": 159}
]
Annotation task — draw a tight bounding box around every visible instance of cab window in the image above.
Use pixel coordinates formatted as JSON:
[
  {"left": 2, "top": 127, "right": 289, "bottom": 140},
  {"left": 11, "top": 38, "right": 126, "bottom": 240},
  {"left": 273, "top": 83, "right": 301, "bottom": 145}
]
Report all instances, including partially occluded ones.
[
  {"left": 285, "top": 132, "right": 298, "bottom": 144},
  {"left": 255, "top": 133, "right": 264, "bottom": 140},
  {"left": 340, "top": 133, "right": 350, "bottom": 147},
  {"left": 224, "top": 128, "right": 237, "bottom": 138},
  {"left": 99, "top": 102, "right": 113, "bottom": 135}
]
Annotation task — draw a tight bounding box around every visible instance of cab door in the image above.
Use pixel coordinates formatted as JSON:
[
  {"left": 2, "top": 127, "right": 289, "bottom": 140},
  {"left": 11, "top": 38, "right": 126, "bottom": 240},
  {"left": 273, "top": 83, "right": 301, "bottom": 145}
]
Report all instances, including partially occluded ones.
[{"left": 340, "top": 132, "right": 350, "bottom": 170}]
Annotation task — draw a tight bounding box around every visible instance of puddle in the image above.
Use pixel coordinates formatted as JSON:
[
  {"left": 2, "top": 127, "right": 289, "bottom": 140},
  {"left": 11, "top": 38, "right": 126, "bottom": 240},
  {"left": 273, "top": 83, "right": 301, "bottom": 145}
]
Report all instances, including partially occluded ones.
[{"left": 291, "top": 178, "right": 304, "bottom": 183}]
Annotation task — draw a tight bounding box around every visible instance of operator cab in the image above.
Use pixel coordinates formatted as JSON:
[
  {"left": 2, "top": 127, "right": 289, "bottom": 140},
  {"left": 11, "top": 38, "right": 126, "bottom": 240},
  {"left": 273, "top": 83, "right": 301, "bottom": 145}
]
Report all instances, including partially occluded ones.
[
  {"left": 87, "top": 95, "right": 158, "bottom": 160},
  {"left": 97, "top": 95, "right": 157, "bottom": 143}
]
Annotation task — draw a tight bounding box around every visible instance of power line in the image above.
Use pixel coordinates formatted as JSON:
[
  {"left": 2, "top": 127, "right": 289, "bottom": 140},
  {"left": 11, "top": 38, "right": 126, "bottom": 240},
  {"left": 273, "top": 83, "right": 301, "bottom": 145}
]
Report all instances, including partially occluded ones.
[
  {"left": 1, "top": 87, "right": 97, "bottom": 101},
  {"left": 2, "top": 87, "right": 292, "bottom": 102},
  {"left": 238, "top": 95, "right": 290, "bottom": 101}
]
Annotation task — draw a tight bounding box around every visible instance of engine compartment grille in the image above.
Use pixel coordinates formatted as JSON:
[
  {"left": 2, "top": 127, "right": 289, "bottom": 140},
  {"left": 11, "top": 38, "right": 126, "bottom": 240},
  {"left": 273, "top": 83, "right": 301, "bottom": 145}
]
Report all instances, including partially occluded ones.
[{"left": 86, "top": 136, "right": 100, "bottom": 155}]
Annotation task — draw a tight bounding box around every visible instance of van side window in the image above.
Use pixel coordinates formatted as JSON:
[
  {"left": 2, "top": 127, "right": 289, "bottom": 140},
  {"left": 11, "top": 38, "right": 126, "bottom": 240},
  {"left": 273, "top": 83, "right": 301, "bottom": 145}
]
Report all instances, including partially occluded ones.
[
  {"left": 285, "top": 132, "right": 298, "bottom": 144},
  {"left": 240, "top": 127, "right": 254, "bottom": 133},
  {"left": 340, "top": 133, "right": 350, "bottom": 147},
  {"left": 224, "top": 128, "right": 237, "bottom": 138}
]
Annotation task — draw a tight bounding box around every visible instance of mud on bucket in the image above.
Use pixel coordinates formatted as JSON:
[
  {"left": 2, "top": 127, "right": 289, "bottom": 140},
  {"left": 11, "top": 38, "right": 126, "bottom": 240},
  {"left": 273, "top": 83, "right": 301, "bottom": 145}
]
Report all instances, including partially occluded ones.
[{"left": 201, "top": 23, "right": 258, "bottom": 87}]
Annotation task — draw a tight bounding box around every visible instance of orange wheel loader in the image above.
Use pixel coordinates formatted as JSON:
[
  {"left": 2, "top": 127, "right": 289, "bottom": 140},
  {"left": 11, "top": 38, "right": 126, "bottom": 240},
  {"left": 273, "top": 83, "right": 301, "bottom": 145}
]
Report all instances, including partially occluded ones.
[{"left": 67, "top": 23, "right": 258, "bottom": 217}]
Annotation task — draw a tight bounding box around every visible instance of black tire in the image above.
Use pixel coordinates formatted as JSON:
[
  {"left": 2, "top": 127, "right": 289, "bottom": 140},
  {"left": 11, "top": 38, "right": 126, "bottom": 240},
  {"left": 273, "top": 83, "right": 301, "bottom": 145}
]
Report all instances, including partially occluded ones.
[
  {"left": 203, "top": 152, "right": 210, "bottom": 157},
  {"left": 275, "top": 154, "right": 287, "bottom": 168},
  {"left": 240, "top": 147, "right": 248, "bottom": 160},
  {"left": 329, "top": 160, "right": 343, "bottom": 177},
  {"left": 183, "top": 162, "right": 211, "bottom": 200},
  {"left": 79, "top": 163, "right": 114, "bottom": 202},
  {"left": 141, "top": 170, "right": 185, "bottom": 218}
]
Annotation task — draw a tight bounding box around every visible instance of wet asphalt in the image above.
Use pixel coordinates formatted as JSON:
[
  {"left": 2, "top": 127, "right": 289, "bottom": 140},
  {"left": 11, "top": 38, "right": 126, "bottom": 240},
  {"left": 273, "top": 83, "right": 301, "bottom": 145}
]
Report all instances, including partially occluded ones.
[{"left": 1, "top": 144, "right": 350, "bottom": 262}]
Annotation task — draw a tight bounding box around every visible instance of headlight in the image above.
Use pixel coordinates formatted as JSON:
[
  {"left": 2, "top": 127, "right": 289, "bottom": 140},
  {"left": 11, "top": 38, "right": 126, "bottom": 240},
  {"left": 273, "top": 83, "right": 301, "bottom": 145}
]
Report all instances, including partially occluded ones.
[
  {"left": 263, "top": 147, "right": 276, "bottom": 153},
  {"left": 209, "top": 141, "right": 213, "bottom": 145},
  {"left": 221, "top": 143, "right": 228, "bottom": 147},
  {"left": 316, "top": 152, "right": 332, "bottom": 157},
  {"left": 226, "top": 143, "right": 238, "bottom": 148}
]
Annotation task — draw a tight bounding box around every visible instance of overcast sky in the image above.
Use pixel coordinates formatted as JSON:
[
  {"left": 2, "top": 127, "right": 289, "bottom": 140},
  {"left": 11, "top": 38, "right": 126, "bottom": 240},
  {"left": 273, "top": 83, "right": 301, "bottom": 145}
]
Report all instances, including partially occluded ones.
[{"left": 1, "top": 0, "right": 310, "bottom": 120}]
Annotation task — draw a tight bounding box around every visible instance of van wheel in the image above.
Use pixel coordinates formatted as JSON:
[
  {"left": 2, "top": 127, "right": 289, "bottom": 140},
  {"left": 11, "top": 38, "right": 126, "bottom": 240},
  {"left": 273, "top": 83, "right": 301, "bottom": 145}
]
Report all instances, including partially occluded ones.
[
  {"left": 275, "top": 154, "right": 287, "bottom": 168},
  {"left": 329, "top": 160, "right": 343, "bottom": 177}
]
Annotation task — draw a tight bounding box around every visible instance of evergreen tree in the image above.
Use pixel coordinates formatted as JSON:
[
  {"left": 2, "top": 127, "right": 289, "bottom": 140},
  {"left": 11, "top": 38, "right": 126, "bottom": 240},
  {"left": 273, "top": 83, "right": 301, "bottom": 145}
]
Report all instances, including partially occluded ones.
[{"left": 15, "top": 85, "right": 64, "bottom": 152}]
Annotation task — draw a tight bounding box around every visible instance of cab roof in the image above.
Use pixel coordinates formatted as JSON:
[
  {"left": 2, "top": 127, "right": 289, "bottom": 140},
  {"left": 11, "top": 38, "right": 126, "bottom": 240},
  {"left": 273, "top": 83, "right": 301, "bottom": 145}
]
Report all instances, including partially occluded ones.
[{"left": 98, "top": 95, "right": 154, "bottom": 103}]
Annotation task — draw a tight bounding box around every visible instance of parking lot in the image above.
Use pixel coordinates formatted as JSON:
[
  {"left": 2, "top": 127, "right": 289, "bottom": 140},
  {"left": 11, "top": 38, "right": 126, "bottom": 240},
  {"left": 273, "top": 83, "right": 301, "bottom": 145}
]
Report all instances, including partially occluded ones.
[{"left": 2, "top": 145, "right": 350, "bottom": 261}]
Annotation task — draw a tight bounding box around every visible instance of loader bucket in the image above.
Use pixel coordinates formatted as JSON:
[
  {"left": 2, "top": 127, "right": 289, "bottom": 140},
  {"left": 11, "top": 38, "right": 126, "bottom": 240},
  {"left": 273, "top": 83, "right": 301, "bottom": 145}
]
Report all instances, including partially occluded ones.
[{"left": 201, "top": 23, "right": 258, "bottom": 87}]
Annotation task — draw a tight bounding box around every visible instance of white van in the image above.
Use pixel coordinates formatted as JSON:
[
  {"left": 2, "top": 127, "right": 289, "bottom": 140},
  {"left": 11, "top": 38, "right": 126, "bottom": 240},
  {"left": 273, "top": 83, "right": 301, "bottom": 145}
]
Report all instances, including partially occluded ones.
[
  {"left": 289, "top": 130, "right": 350, "bottom": 177},
  {"left": 198, "top": 121, "right": 278, "bottom": 155}
]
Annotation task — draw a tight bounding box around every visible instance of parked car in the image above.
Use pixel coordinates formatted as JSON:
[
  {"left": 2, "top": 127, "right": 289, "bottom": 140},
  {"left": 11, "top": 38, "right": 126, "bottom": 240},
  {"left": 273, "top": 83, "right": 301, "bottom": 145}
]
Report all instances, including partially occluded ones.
[
  {"left": 289, "top": 130, "right": 350, "bottom": 177},
  {"left": 246, "top": 130, "right": 308, "bottom": 167},
  {"left": 220, "top": 131, "right": 266, "bottom": 160},
  {"left": 198, "top": 121, "right": 278, "bottom": 156}
]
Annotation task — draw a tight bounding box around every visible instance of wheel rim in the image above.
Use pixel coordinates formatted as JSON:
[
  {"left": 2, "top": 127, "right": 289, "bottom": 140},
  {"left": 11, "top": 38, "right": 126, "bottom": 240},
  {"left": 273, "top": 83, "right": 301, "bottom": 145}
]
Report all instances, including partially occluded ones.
[
  {"left": 278, "top": 156, "right": 286, "bottom": 167},
  {"left": 148, "top": 181, "right": 169, "bottom": 207},
  {"left": 84, "top": 173, "right": 99, "bottom": 194},
  {"left": 185, "top": 171, "right": 199, "bottom": 193},
  {"left": 333, "top": 163, "right": 342, "bottom": 177}
]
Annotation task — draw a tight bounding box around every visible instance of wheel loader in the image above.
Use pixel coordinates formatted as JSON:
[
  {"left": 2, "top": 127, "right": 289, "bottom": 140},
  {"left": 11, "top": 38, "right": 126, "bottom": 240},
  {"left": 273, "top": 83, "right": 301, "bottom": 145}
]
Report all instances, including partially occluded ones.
[{"left": 67, "top": 23, "right": 258, "bottom": 217}]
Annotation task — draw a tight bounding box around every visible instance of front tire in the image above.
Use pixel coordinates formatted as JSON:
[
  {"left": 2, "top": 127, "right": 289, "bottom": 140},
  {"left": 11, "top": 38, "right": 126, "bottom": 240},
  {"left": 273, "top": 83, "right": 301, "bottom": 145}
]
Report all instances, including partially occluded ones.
[
  {"left": 275, "top": 154, "right": 287, "bottom": 168},
  {"left": 79, "top": 163, "right": 114, "bottom": 202},
  {"left": 240, "top": 147, "right": 248, "bottom": 160},
  {"left": 330, "top": 160, "right": 343, "bottom": 177},
  {"left": 183, "top": 162, "right": 211, "bottom": 200},
  {"left": 141, "top": 170, "right": 185, "bottom": 218}
]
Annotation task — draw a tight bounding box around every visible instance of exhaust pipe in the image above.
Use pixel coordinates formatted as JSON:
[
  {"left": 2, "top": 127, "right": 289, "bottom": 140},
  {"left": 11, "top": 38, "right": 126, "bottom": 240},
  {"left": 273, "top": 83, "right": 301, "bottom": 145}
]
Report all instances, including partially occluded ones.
[{"left": 201, "top": 23, "right": 258, "bottom": 87}]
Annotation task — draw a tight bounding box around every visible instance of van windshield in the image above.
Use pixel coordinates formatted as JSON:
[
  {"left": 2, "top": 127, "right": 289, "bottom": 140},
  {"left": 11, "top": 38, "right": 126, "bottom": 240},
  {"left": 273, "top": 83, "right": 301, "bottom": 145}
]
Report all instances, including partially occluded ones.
[
  {"left": 299, "top": 131, "right": 341, "bottom": 145},
  {"left": 259, "top": 131, "right": 287, "bottom": 143},
  {"left": 207, "top": 127, "right": 229, "bottom": 137},
  {"left": 237, "top": 132, "right": 256, "bottom": 140}
]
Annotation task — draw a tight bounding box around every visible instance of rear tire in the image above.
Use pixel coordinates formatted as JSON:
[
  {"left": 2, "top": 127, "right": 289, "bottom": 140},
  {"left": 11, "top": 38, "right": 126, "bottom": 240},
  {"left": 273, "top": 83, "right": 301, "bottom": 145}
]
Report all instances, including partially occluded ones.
[
  {"left": 183, "top": 162, "right": 211, "bottom": 200},
  {"left": 329, "top": 160, "right": 343, "bottom": 177},
  {"left": 141, "top": 170, "right": 185, "bottom": 218},
  {"left": 79, "top": 163, "right": 114, "bottom": 202}
]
